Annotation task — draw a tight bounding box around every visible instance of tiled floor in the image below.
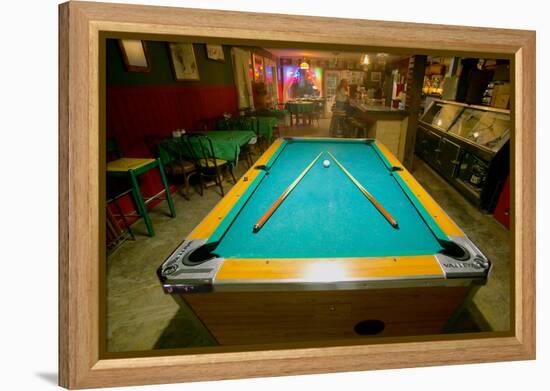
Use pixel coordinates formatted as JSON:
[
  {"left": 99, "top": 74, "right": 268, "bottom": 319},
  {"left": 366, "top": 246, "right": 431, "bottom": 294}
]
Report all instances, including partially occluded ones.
[{"left": 106, "top": 122, "right": 511, "bottom": 352}]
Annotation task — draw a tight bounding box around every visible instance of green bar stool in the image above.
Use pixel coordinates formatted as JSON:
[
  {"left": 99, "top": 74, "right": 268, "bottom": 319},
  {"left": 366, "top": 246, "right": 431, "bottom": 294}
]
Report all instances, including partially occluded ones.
[{"left": 107, "top": 157, "right": 176, "bottom": 237}]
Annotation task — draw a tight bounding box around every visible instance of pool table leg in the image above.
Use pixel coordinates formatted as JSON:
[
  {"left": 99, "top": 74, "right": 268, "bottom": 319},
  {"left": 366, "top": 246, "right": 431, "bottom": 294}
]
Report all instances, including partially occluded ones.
[{"left": 442, "top": 284, "right": 487, "bottom": 332}]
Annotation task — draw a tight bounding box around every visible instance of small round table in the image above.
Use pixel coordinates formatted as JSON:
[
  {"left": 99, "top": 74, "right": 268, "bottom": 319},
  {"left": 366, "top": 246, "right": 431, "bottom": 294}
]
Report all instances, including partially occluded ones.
[{"left": 285, "top": 101, "right": 315, "bottom": 126}]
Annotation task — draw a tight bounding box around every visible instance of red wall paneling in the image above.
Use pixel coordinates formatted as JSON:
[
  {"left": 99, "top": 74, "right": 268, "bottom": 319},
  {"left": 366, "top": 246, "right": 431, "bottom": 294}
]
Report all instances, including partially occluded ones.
[{"left": 106, "top": 84, "right": 238, "bottom": 229}]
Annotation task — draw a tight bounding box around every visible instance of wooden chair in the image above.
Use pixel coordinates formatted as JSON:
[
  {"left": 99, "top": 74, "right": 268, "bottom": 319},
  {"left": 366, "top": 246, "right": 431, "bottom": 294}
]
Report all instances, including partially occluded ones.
[
  {"left": 157, "top": 138, "right": 200, "bottom": 200},
  {"left": 239, "top": 140, "right": 255, "bottom": 168},
  {"left": 254, "top": 115, "right": 272, "bottom": 155},
  {"left": 215, "top": 115, "right": 256, "bottom": 168},
  {"left": 182, "top": 134, "right": 236, "bottom": 197},
  {"left": 239, "top": 115, "right": 259, "bottom": 163},
  {"left": 106, "top": 138, "right": 176, "bottom": 237}
]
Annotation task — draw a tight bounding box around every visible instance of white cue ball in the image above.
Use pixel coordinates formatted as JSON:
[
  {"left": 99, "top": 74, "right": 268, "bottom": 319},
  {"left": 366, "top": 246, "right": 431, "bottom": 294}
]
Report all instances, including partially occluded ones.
[{"left": 323, "top": 159, "right": 331, "bottom": 168}]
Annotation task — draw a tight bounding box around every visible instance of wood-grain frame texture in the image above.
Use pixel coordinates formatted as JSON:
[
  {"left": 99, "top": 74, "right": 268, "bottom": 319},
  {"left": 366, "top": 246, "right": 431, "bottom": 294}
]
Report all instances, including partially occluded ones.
[{"left": 58, "top": 1, "right": 536, "bottom": 388}]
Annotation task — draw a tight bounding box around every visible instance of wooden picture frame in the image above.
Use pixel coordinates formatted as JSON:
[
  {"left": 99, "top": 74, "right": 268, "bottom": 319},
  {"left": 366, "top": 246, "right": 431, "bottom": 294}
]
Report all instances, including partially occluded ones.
[
  {"left": 206, "top": 44, "right": 225, "bottom": 62},
  {"left": 118, "top": 39, "right": 150, "bottom": 72},
  {"left": 168, "top": 42, "right": 200, "bottom": 81},
  {"left": 59, "top": 1, "right": 536, "bottom": 389}
]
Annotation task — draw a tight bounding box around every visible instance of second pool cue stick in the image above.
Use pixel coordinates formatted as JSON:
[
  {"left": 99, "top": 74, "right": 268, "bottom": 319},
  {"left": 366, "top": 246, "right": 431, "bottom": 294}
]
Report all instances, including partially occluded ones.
[{"left": 327, "top": 151, "right": 399, "bottom": 228}]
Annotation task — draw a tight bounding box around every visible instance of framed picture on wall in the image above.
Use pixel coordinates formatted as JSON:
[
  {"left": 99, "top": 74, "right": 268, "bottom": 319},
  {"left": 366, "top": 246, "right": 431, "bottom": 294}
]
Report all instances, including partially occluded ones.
[
  {"left": 371, "top": 71, "right": 382, "bottom": 82},
  {"left": 168, "top": 43, "right": 200, "bottom": 81},
  {"left": 118, "top": 39, "right": 150, "bottom": 72},
  {"left": 206, "top": 44, "right": 225, "bottom": 62}
]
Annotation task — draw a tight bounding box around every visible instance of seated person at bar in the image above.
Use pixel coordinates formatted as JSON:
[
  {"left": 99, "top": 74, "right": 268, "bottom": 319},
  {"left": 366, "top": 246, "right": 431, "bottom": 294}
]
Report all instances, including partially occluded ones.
[
  {"left": 330, "top": 78, "right": 351, "bottom": 136},
  {"left": 335, "top": 78, "right": 350, "bottom": 110}
]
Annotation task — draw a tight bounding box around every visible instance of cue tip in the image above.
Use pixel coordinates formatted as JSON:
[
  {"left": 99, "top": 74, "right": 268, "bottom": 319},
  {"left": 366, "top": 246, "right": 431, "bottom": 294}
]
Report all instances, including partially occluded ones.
[{"left": 252, "top": 224, "right": 261, "bottom": 233}]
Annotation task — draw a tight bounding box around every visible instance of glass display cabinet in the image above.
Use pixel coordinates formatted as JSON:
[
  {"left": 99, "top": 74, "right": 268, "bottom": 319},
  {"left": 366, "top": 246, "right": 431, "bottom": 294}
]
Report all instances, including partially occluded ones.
[
  {"left": 421, "top": 101, "right": 463, "bottom": 131},
  {"left": 416, "top": 99, "right": 510, "bottom": 211},
  {"left": 448, "top": 108, "right": 511, "bottom": 152}
]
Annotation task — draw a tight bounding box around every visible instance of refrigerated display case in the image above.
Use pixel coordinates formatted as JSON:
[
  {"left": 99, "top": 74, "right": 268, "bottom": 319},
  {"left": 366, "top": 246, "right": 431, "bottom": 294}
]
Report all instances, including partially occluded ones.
[{"left": 415, "top": 99, "right": 510, "bottom": 211}]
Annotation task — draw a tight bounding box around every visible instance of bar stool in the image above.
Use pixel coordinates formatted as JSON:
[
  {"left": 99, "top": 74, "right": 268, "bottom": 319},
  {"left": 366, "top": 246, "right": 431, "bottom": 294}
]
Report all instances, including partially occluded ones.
[
  {"left": 330, "top": 108, "right": 348, "bottom": 138},
  {"left": 347, "top": 118, "right": 368, "bottom": 138},
  {"left": 106, "top": 139, "right": 176, "bottom": 237}
]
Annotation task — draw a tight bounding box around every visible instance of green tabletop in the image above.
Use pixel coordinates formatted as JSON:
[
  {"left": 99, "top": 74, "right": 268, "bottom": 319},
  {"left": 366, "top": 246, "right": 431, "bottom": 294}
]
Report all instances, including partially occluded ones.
[
  {"left": 216, "top": 116, "right": 256, "bottom": 132},
  {"left": 285, "top": 101, "right": 315, "bottom": 113},
  {"left": 218, "top": 115, "right": 279, "bottom": 144},
  {"left": 159, "top": 130, "right": 256, "bottom": 166},
  {"left": 204, "top": 131, "right": 257, "bottom": 164}
]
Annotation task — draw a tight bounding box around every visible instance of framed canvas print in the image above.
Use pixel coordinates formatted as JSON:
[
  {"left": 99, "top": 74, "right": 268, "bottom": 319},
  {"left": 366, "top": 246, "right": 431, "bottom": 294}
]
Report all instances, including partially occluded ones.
[
  {"left": 59, "top": 1, "right": 535, "bottom": 389},
  {"left": 118, "top": 39, "right": 150, "bottom": 72},
  {"left": 206, "top": 44, "right": 225, "bottom": 62},
  {"left": 168, "top": 42, "right": 200, "bottom": 81}
]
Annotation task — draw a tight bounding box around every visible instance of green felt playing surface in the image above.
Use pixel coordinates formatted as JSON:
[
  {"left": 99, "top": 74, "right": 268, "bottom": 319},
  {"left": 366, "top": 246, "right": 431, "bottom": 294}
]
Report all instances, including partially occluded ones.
[{"left": 211, "top": 139, "right": 447, "bottom": 259}]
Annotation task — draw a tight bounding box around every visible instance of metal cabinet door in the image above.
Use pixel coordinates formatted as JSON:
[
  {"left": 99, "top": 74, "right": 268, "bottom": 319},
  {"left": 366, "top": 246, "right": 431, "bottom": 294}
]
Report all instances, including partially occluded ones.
[
  {"left": 424, "top": 130, "right": 442, "bottom": 166},
  {"left": 416, "top": 128, "right": 442, "bottom": 164},
  {"left": 436, "top": 137, "right": 461, "bottom": 178},
  {"left": 415, "top": 127, "right": 429, "bottom": 159}
]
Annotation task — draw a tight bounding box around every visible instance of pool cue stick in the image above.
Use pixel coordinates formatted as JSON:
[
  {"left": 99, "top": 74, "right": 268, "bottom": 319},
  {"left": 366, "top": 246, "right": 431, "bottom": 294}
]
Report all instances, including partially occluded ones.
[
  {"left": 253, "top": 151, "right": 324, "bottom": 233},
  {"left": 327, "top": 151, "right": 399, "bottom": 229}
]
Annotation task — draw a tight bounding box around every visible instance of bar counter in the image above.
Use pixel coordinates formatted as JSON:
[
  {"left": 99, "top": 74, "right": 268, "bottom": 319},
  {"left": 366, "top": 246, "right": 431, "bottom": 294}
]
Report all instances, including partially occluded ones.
[{"left": 348, "top": 100, "right": 409, "bottom": 160}]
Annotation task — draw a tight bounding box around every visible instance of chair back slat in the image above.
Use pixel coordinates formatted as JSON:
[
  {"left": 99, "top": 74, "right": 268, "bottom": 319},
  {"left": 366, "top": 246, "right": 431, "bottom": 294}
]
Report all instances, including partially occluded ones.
[{"left": 182, "top": 133, "right": 219, "bottom": 170}]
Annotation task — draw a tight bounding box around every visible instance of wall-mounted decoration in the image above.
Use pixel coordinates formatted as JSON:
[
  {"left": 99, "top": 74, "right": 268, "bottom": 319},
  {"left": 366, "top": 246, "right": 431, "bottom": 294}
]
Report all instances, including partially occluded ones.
[
  {"left": 206, "top": 44, "right": 225, "bottom": 62},
  {"left": 371, "top": 71, "right": 382, "bottom": 82},
  {"left": 253, "top": 53, "right": 265, "bottom": 81},
  {"left": 168, "top": 43, "right": 200, "bottom": 81},
  {"left": 118, "top": 39, "right": 150, "bottom": 72}
]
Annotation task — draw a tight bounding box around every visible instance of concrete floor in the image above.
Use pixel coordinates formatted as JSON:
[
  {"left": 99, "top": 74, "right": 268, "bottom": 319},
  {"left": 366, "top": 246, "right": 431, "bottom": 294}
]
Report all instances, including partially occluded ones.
[{"left": 106, "top": 120, "right": 510, "bottom": 353}]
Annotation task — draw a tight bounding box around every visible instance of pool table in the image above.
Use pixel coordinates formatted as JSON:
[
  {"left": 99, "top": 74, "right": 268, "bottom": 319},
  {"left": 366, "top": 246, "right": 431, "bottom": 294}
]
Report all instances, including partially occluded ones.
[{"left": 159, "top": 138, "right": 491, "bottom": 345}]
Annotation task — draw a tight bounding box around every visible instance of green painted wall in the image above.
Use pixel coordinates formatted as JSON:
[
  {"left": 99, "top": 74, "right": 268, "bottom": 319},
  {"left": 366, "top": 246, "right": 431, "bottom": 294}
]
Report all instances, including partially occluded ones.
[{"left": 106, "top": 39, "right": 235, "bottom": 86}]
